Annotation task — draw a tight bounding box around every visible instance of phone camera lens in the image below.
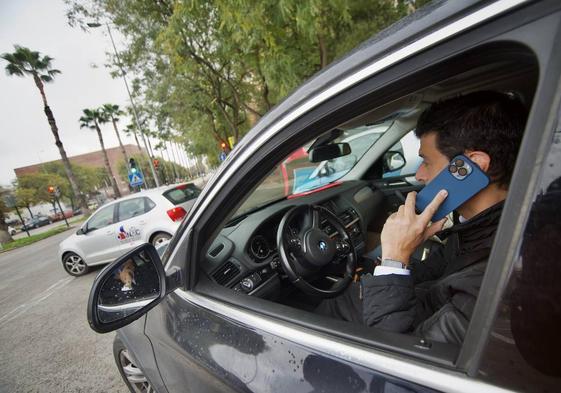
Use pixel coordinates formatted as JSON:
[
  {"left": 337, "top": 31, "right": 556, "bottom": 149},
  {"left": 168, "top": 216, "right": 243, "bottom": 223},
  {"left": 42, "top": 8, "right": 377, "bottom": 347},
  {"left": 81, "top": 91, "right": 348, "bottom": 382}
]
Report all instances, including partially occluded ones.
[
  {"left": 458, "top": 167, "right": 468, "bottom": 176},
  {"left": 454, "top": 159, "right": 464, "bottom": 167},
  {"left": 449, "top": 165, "right": 458, "bottom": 173}
]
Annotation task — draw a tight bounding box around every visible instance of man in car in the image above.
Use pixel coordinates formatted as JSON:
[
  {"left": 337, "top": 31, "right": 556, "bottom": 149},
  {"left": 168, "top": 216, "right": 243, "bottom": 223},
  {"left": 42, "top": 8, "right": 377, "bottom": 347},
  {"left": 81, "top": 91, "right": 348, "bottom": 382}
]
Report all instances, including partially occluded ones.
[{"left": 316, "top": 91, "right": 528, "bottom": 344}]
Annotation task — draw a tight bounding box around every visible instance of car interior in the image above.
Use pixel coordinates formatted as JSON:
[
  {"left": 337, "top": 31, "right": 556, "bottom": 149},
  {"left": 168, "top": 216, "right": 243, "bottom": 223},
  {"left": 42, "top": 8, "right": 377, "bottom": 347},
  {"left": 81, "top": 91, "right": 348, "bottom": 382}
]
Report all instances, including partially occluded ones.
[{"left": 194, "top": 42, "right": 539, "bottom": 358}]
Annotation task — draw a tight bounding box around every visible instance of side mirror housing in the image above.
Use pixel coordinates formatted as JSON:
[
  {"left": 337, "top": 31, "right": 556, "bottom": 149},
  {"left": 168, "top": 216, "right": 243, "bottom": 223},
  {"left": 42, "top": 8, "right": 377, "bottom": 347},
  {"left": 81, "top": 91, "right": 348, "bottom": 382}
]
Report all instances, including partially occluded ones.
[
  {"left": 87, "top": 243, "right": 181, "bottom": 333},
  {"left": 309, "top": 143, "right": 351, "bottom": 163},
  {"left": 76, "top": 227, "right": 87, "bottom": 235}
]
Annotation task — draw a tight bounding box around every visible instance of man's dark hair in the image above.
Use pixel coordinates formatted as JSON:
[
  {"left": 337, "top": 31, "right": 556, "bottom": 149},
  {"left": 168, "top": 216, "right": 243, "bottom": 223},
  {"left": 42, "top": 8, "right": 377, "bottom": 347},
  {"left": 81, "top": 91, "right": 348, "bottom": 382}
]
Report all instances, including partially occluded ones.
[{"left": 415, "top": 91, "right": 528, "bottom": 188}]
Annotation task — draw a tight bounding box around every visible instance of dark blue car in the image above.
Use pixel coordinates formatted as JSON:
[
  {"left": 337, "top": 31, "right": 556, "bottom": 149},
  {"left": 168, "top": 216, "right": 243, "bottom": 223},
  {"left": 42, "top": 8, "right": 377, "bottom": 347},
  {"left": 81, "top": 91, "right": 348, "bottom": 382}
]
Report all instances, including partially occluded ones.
[{"left": 87, "top": 1, "right": 561, "bottom": 392}]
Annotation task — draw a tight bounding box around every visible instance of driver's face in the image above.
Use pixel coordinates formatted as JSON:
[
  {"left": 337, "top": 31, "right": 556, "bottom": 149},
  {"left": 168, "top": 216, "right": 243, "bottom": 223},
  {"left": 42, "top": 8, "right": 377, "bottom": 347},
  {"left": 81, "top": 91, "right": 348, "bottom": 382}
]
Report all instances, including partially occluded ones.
[{"left": 415, "top": 132, "right": 451, "bottom": 184}]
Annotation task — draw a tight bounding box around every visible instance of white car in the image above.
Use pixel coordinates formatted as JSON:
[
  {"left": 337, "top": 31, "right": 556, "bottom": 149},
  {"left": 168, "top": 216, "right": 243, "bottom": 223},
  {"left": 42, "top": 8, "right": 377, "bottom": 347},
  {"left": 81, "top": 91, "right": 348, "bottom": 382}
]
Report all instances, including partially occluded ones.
[
  {"left": 58, "top": 182, "right": 201, "bottom": 276},
  {"left": 8, "top": 226, "right": 17, "bottom": 236}
]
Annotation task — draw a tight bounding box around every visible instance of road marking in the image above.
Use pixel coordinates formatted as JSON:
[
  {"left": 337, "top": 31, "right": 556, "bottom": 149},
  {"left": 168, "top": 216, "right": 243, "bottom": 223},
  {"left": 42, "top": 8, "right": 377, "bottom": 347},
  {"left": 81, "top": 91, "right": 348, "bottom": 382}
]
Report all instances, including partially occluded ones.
[{"left": 0, "top": 277, "right": 73, "bottom": 327}]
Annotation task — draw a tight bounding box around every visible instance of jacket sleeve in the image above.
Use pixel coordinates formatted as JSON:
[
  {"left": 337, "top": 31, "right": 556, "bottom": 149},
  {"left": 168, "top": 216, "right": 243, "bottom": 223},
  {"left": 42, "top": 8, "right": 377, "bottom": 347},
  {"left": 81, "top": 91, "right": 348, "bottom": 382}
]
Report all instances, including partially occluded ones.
[
  {"left": 360, "top": 272, "right": 475, "bottom": 344},
  {"left": 360, "top": 274, "right": 417, "bottom": 332}
]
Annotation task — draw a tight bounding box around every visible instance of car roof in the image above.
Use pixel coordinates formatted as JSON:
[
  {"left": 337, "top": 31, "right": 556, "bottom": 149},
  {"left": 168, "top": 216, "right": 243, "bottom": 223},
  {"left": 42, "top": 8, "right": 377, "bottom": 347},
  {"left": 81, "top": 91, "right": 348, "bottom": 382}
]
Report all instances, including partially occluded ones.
[{"left": 98, "top": 182, "right": 197, "bottom": 207}]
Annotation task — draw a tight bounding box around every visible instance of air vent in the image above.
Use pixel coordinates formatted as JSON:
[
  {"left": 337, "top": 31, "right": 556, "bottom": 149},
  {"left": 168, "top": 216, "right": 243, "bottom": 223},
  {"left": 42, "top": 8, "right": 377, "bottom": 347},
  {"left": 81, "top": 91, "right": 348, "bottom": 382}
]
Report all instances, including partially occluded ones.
[
  {"left": 209, "top": 243, "right": 224, "bottom": 258},
  {"left": 212, "top": 261, "right": 240, "bottom": 286}
]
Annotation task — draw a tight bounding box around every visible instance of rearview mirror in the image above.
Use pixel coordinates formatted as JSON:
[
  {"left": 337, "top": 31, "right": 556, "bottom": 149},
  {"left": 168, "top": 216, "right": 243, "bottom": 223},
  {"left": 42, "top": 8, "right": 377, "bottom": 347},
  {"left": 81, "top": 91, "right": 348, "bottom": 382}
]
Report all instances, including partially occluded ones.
[
  {"left": 309, "top": 143, "right": 351, "bottom": 163},
  {"left": 383, "top": 150, "right": 406, "bottom": 172},
  {"left": 87, "top": 243, "right": 174, "bottom": 333}
]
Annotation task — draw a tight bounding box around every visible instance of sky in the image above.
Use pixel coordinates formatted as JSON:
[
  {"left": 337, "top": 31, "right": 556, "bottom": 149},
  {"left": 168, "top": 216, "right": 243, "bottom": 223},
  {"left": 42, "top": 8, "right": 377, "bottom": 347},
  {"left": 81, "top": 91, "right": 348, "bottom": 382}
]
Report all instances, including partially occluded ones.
[{"left": 0, "top": 0, "right": 144, "bottom": 187}]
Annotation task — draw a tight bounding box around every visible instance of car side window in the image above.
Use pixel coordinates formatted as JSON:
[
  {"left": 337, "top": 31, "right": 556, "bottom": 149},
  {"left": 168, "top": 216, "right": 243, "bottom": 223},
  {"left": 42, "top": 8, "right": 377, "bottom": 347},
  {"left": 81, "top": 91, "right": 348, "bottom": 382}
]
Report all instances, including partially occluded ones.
[
  {"left": 87, "top": 205, "right": 115, "bottom": 232},
  {"left": 382, "top": 130, "right": 421, "bottom": 178},
  {"left": 145, "top": 197, "right": 156, "bottom": 212},
  {"left": 118, "top": 198, "right": 147, "bottom": 221},
  {"left": 477, "top": 128, "right": 561, "bottom": 390}
]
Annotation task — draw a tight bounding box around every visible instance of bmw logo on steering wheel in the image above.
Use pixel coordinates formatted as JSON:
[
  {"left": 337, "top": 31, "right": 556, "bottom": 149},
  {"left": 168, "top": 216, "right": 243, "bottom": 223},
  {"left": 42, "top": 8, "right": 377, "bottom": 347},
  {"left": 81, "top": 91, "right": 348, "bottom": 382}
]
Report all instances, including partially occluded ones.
[{"left": 318, "top": 240, "right": 328, "bottom": 252}]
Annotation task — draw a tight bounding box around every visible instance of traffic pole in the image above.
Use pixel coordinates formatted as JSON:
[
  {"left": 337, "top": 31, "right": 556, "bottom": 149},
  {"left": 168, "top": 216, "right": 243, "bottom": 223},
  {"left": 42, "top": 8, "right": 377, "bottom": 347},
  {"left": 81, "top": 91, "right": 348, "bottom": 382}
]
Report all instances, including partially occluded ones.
[
  {"left": 14, "top": 205, "right": 30, "bottom": 237},
  {"left": 55, "top": 195, "right": 70, "bottom": 228}
]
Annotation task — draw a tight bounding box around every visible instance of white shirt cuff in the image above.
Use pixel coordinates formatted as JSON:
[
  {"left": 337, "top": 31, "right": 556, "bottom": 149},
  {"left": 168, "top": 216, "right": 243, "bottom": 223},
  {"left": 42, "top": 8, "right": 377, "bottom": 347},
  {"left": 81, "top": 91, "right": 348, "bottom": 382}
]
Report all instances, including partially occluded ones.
[{"left": 373, "top": 265, "right": 411, "bottom": 276}]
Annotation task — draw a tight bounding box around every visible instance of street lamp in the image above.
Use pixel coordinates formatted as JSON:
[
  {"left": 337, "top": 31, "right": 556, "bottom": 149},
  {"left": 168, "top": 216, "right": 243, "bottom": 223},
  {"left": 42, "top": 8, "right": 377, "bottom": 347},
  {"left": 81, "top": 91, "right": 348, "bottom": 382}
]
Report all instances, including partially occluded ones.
[{"left": 87, "top": 21, "right": 160, "bottom": 187}]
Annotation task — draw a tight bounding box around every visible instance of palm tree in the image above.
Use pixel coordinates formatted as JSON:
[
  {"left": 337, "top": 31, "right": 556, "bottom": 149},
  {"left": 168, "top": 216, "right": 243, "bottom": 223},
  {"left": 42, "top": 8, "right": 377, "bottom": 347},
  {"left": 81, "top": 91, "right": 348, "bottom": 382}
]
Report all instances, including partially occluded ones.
[
  {"left": 79, "top": 109, "right": 122, "bottom": 198},
  {"left": 101, "top": 104, "right": 129, "bottom": 164},
  {"left": 124, "top": 123, "right": 143, "bottom": 152},
  {"left": 1, "top": 45, "right": 90, "bottom": 214}
]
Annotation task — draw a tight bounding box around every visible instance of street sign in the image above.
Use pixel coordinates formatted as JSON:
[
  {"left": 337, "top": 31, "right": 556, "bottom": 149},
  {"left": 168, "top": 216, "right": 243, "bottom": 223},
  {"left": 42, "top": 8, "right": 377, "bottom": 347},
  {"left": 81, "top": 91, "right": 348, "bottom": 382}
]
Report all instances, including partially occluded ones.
[
  {"left": 219, "top": 152, "right": 227, "bottom": 162},
  {"left": 128, "top": 171, "right": 144, "bottom": 187}
]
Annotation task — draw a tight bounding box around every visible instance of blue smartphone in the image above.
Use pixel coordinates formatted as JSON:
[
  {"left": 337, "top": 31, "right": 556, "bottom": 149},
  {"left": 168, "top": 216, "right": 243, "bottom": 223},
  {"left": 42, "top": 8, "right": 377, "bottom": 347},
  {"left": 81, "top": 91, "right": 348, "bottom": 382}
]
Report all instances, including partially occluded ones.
[{"left": 415, "top": 155, "right": 490, "bottom": 221}]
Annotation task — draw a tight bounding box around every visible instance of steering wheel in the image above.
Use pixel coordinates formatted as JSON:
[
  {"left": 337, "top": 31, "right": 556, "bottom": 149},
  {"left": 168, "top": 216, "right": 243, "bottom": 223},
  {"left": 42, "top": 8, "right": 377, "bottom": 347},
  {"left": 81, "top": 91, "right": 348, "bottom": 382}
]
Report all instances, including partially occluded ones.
[{"left": 276, "top": 204, "right": 357, "bottom": 298}]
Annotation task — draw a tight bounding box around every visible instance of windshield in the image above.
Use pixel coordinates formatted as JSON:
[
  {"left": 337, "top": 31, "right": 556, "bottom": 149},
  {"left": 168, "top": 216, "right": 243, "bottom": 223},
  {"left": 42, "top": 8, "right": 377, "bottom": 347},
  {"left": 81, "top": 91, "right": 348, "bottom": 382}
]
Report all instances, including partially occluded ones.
[{"left": 234, "top": 122, "right": 392, "bottom": 217}]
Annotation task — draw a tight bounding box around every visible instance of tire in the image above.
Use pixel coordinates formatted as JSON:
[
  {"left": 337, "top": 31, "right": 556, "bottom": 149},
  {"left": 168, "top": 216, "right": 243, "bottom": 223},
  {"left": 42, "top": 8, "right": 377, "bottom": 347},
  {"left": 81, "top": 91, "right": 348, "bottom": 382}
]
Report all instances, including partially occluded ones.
[
  {"left": 113, "top": 337, "right": 155, "bottom": 393},
  {"left": 150, "top": 232, "right": 172, "bottom": 247},
  {"left": 62, "top": 252, "right": 89, "bottom": 276}
]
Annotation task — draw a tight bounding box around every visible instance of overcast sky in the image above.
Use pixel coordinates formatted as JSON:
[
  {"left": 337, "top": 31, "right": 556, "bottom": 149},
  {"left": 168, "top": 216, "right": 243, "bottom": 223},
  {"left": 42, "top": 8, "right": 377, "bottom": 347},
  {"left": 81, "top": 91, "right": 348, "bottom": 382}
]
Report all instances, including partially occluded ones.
[{"left": 0, "top": 0, "right": 141, "bottom": 187}]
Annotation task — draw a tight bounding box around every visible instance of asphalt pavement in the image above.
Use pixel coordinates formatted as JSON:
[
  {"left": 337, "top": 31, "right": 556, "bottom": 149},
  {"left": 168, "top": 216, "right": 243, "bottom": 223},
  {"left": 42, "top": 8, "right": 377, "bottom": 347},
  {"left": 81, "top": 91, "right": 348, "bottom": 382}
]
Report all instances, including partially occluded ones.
[{"left": 0, "top": 229, "right": 127, "bottom": 393}]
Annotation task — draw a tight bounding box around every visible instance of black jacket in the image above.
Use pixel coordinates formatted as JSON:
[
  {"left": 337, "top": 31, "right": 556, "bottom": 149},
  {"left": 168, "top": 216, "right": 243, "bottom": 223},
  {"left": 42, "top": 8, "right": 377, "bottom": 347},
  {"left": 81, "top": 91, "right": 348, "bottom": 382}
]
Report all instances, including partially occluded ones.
[{"left": 360, "top": 202, "right": 504, "bottom": 344}]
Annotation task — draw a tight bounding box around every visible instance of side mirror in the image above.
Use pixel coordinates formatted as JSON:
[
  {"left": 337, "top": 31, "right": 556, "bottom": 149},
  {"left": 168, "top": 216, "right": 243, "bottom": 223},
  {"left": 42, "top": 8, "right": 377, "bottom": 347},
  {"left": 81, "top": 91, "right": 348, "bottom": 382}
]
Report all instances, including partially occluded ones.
[
  {"left": 76, "top": 227, "right": 87, "bottom": 235},
  {"left": 87, "top": 243, "right": 181, "bottom": 333},
  {"left": 309, "top": 143, "right": 351, "bottom": 163},
  {"left": 383, "top": 150, "right": 406, "bottom": 172}
]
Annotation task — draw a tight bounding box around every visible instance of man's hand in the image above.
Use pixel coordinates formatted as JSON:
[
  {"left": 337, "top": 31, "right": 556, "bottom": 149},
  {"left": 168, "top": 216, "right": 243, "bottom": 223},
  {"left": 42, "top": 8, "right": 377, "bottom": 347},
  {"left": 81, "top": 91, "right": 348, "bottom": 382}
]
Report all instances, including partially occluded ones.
[{"left": 380, "top": 190, "right": 448, "bottom": 265}]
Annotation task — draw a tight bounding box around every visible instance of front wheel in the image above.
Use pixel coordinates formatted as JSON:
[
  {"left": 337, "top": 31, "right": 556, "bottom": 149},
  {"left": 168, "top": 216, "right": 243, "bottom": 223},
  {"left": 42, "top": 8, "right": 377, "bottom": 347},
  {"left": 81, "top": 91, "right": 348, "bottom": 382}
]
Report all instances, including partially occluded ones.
[
  {"left": 62, "top": 252, "right": 89, "bottom": 276},
  {"left": 113, "top": 337, "right": 155, "bottom": 393}
]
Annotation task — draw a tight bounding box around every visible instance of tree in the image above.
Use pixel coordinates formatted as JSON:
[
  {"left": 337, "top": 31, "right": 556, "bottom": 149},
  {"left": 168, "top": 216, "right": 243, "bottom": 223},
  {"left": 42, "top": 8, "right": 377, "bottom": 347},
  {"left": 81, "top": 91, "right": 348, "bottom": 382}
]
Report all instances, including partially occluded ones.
[
  {"left": 101, "top": 103, "right": 130, "bottom": 164},
  {"left": 66, "top": 0, "right": 415, "bottom": 166},
  {"left": 14, "top": 188, "right": 38, "bottom": 218},
  {"left": 0, "top": 187, "right": 13, "bottom": 244},
  {"left": 42, "top": 162, "right": 107, "bottom": 208},
  {"left": 1, "top": 45, "right": 90, "bottom": 215},
  {"left": 79, "top": 108, "right": 122, "bottom": 198}
]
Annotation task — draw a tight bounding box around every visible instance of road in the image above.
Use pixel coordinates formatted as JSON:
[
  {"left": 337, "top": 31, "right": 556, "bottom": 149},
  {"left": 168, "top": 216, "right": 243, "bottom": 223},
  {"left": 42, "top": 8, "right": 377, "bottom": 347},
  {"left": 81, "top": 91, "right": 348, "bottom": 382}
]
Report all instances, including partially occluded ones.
[{"left": 0, "top": 229, "right": 127, "bottom": 393}]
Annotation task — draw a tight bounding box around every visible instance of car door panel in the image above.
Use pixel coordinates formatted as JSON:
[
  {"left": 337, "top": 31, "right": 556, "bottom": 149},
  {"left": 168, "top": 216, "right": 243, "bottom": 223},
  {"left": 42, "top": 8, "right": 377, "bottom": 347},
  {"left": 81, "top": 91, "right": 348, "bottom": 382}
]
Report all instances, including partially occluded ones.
[
  {"left": 145, "top": 291, "right": 437, "bottom": 393},
  {"left": 77, "top": 204, "right": 121, "bottom": 265},
  {"left": 79, "top": 223, "right": 122, "bottom": 265}
]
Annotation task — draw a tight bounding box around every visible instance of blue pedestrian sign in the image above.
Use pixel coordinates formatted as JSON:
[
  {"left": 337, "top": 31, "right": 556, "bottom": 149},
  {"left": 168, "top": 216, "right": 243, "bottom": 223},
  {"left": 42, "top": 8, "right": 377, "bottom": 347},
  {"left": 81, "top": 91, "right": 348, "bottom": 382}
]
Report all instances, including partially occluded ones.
[
  {"left": 128, "top": 171, "right": 144, "bottom": 187},
  {"left": 219, "top": 152, "right": 227, "bottom": 162}
]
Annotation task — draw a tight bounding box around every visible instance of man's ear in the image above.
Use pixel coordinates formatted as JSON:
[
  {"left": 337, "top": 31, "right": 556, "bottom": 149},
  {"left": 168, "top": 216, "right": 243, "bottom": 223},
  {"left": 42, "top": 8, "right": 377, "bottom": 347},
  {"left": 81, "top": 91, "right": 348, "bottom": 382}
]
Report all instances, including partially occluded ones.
[{"left": 465, "top": 150, "right": 491, "bottom": 172}]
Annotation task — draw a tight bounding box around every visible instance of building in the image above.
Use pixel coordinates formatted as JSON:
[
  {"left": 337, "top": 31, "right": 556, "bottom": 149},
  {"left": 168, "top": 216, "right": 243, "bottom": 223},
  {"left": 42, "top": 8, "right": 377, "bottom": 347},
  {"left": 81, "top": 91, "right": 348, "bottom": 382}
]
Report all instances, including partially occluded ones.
[{"left": 14, "top": 144, "right": 146, "bottom": 197}]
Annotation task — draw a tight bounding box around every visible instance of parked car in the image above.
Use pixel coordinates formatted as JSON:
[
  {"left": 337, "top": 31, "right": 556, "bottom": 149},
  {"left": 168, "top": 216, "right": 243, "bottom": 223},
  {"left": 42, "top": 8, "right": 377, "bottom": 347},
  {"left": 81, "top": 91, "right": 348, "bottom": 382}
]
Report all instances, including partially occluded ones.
[
  {"left": 21, "top": 215, "right": 51, "bottom": 230},
  {"left": 49, "top": 209, "right": 74, "bottom": 222},
  {"left": 86, "top": 2, "right": 561, "bottom": 393},
  {"left": 8, "top": 226, "right": 17, "bottom": 236},
  {"left": 58, "top": 182, "right": 201, "bottom": 276}
]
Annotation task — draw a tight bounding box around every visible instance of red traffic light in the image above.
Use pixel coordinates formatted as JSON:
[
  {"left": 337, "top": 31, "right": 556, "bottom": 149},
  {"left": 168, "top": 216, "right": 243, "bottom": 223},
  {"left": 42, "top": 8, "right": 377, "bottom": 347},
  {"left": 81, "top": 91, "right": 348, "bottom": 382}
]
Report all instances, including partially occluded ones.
[
  {"left": 48, "top": 186, "right": 55, "bottom": 194},
  {"left": 221, "top": 142, "right": 227, "bottom": 150},
  {"left": 153, "top": 159, "right": 160, "bottom": 169}
]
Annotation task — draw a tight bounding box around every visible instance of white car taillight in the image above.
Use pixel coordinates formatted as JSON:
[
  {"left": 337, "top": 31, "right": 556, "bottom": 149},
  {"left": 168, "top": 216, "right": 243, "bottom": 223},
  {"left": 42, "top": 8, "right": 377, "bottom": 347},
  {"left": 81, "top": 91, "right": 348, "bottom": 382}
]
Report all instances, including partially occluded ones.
[{"left": 167, "top": 206, "right": 187, "bottom": 222}]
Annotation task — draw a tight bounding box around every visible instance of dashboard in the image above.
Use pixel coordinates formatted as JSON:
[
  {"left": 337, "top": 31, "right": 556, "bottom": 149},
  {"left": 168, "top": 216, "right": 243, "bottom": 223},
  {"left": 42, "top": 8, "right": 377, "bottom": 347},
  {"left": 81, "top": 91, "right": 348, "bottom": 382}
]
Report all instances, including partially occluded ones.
[{"left": 202, "top": 180, "right": 384, "bottom": 298}]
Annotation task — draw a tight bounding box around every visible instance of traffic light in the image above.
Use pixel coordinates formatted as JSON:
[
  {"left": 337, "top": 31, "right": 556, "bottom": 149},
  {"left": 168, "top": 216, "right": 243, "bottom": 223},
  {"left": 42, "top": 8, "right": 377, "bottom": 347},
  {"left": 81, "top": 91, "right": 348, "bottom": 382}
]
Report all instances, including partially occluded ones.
[
  {"left": 47, "top": 185, "right": 55, "bottom": 194},
  {"left": 153, "top": 159, "right": 160, "bottom": 169},
  {"left": 129, "top": 158, "right": 138, "bottom": 174},
  {"left": 221, "top": 142, "right": 227, "bottom": 151}
]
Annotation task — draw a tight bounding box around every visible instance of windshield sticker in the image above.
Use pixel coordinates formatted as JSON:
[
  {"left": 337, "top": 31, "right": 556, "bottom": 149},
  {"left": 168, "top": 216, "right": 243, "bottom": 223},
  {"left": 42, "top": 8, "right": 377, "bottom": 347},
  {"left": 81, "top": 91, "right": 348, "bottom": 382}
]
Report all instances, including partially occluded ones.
[{"left": 117, "top": 225, "right": 141, "bottom": 242}]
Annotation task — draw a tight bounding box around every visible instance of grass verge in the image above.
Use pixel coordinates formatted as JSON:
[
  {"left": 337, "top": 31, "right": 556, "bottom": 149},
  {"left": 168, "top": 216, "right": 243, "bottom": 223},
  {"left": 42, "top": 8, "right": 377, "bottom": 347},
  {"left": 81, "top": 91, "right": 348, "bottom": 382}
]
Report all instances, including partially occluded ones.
[{"left": 0, "top": 225, "right": 74, "bottom": 252}]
